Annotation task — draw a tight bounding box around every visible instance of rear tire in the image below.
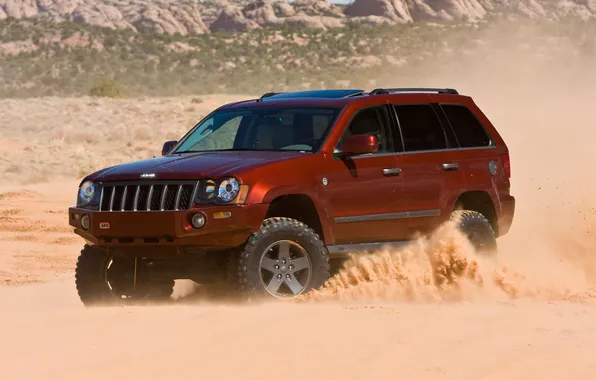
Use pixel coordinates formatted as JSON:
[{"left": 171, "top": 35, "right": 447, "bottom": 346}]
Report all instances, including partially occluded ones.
[
  {"left": 234, "top": 217, "right": 330, "bottom": 299},
  {"left": 450, "top": 210, "right": 497, "bottom": 254},
  {"left": 75, "top": 245, "right": 174, "bottom": 307}
]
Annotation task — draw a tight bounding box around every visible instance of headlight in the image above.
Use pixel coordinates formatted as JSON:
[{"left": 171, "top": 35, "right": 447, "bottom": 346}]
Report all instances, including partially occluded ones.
[
  {"left": 193, "top": 177, "right": 249, "bottom": 205},
  {"left": 216, "top": 177, "right": 240, "bottom": 203},
  {"left": 77, "top": 181, "right": 99, "bottom": 207}
]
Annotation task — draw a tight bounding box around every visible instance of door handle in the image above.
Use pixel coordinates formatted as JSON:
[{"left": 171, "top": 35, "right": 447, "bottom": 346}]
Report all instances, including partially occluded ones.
[
  {"left": 442, "top": 163, "right": 459, "bottom": 171},
  {"left": 383, "top": 168, "right": 401, "bottom": 176}
]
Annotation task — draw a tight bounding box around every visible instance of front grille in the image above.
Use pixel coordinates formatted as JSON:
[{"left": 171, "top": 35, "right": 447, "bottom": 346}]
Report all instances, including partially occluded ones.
[{"left": 99, "top": 181, "right": 199, "bottom": 212}]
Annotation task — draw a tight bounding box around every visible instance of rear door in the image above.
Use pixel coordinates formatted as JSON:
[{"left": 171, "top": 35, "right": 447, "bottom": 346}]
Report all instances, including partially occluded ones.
[
  {"left": 323, "top": 105, "right": 409, "bottom": 245},
  {"left": 436, "top": 102, "right": 502, "bottom": 207},
  {"left": 391, "top": 103, "right": 466, "bottom": 237}
]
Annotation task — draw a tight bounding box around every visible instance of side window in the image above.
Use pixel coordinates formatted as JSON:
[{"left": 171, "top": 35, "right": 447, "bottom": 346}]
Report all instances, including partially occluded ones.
[
  {"left": 441, "top": 104, "right": 491, "bottom": 147},
  {"left": 394, "top": 104, "right": 447, "bottom": 152},
  {"left": 339, "top": 106, "right": 394, "bottom": 153}
]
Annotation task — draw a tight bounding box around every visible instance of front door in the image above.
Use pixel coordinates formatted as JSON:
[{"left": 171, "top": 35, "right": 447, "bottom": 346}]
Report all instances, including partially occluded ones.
[{"left": 323, "top": 105, "right": 409, "bottom": 245}]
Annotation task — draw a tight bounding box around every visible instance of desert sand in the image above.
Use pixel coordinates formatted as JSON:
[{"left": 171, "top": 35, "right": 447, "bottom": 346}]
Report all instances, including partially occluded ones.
[{"left": 1, "top": 24, "right": 596, "bottom": 380}]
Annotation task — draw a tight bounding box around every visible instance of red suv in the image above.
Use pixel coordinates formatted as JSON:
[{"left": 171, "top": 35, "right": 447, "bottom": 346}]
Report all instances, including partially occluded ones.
[{"left": 69, "top": 88, "right": 515, "bottom": 305}]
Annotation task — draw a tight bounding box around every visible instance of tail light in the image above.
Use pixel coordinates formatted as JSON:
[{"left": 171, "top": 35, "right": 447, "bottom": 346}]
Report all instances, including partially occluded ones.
[{"left": 500, "top": 153, "right": 511, "bottom": 178}]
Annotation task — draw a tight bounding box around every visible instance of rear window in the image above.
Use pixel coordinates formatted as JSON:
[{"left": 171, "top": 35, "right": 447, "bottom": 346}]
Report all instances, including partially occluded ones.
[{"left": 441, "top": 104, "right": 491, "bottom": 148}]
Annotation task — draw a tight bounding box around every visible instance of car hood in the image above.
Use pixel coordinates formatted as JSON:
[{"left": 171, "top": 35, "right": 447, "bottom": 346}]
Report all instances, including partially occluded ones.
[{"left": 88, "top": 151, "right": 306, "bottom": 182}]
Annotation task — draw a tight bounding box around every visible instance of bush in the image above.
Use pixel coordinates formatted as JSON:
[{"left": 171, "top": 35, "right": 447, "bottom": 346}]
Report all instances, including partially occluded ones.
[{"left": 89, "top": 79, "right": 121, "bottom": 98}]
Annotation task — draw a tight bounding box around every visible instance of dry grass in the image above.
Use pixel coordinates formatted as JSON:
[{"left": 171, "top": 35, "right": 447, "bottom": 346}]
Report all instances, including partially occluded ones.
[{"left": 0, "top": 94, "right": 250, "bottom": 184}]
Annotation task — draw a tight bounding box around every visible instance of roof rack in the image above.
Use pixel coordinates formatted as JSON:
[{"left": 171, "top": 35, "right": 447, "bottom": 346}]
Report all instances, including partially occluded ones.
[{"left": 369, "top": 88, "right": 459, "bottom": 95}]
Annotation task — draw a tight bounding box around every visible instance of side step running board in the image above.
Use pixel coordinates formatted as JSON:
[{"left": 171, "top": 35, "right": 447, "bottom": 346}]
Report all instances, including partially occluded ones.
[{"left": 326, "top": 241, "right": 413, "bottom": 258}]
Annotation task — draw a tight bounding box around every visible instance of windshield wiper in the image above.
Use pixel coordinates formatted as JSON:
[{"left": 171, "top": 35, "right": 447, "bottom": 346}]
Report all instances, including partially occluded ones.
[{"left": 172, "top": 150, "right": 202, "bottom": 154}]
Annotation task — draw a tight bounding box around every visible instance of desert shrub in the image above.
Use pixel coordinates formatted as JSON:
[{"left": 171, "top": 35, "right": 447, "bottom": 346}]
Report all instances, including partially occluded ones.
[
  {"left": 2, "top": 17, "right": 596, "bottom": 98},
  {"left": 89, "top": 79, "right": 121, "bottom": 98}
]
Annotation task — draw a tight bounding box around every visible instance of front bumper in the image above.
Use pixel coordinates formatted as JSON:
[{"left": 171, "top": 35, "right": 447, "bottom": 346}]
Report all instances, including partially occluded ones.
[{"left": 69, "top": 203, "right": 269, "bottom": 248}]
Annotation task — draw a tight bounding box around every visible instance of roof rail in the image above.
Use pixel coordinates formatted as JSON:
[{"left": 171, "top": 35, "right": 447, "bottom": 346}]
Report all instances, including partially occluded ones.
[{"left": 369, "top": 88, "right": 459, "bottom": 95}]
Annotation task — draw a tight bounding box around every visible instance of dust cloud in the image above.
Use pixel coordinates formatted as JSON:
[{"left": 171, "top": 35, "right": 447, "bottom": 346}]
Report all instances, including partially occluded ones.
[
  {"left": 298, "top": 20, "right": 596, "bottom": 305},
  {"left": 300, "top": 220, "right": 590, "bottom": 304}
]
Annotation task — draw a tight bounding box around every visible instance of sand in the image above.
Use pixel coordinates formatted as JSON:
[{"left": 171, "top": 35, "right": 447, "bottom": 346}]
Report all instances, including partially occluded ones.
[{"left": 1, "top": 22, "right": 596, "bottom": 380}]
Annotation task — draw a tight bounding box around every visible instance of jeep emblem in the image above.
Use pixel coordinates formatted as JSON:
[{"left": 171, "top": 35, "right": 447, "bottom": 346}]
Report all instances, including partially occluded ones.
[
  {"left": 99, "top": 222, "right": 110, "bottom": 229},
  {"left": 140, "top": 173, "right": 156, "bottom": 179}
]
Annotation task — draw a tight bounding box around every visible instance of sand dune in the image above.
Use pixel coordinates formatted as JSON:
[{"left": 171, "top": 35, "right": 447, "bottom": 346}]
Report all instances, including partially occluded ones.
[{"left": 2, "top": 21, "right": 596, "bottom": 380}]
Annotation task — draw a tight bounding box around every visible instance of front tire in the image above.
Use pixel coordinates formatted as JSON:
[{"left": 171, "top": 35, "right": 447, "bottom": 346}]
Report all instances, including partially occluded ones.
[
  {"left": 450, "top": 210, "right": 497, "bottom": 254},
  {"left": 235, "top": 217, "right": 330, "bottom": 299},
  {"left": 75, "top": 245, "right": 174, "bottom": 307}
]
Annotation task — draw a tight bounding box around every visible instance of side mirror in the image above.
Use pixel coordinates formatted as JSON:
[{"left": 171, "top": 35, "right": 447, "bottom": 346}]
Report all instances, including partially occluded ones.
[
  {"left": 162, "top": 140, "right": 177, "bottom": 156},
  {"left": 338, "top": 134, "right": 378, "bottom": 156}
]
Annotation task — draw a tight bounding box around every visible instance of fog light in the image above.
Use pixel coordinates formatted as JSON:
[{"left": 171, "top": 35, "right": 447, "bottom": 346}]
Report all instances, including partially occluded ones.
[
  {"left": 191, "top": 213, "right": 206, "bottom": 229},
  {"left": 81, "top": 214, "right": 89, "bottom": 230}
]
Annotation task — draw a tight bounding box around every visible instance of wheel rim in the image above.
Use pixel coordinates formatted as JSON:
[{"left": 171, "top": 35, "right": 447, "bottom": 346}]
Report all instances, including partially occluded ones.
[{"left": 258, "top": 240, "right": 312, "bottom": 298}]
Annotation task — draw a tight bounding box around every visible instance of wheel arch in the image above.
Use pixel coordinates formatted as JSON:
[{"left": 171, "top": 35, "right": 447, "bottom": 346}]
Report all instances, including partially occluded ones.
[
  {"left": 264, "top": 193, "right": 331, "bottom": 243},
  {"left": 453, "top": 190, "right": 499, "bottom": 236}
]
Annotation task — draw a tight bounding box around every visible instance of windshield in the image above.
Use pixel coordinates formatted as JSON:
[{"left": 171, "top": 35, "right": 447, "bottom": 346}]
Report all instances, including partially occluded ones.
[{"left": 172, "top": 106, "right": 342, "bottom": 154}]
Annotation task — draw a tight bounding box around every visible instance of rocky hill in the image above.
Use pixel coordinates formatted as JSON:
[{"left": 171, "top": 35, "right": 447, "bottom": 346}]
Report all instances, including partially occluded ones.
[
  {"left": 1, "top": 0, "right": 595, "bottom": 35},
  {"left": 1, "top": 0, "right": 595, "bottom": 99},
  {"left": 1, "top": 14, "right": 594, "bottom": 98}
]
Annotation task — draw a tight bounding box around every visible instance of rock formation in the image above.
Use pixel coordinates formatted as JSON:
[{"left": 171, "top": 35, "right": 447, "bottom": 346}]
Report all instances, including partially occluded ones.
[
  {"left": 0, "top": 0, "right": 209, "bottom": 35},
  {"left": 1, "top": 0, "right": 596, "bottom": 35}
]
